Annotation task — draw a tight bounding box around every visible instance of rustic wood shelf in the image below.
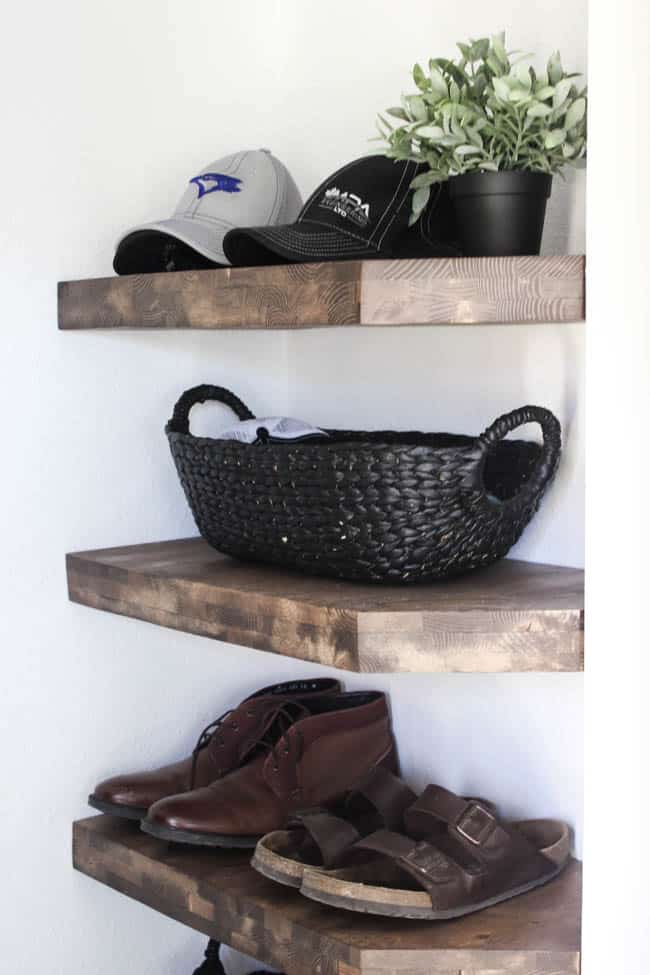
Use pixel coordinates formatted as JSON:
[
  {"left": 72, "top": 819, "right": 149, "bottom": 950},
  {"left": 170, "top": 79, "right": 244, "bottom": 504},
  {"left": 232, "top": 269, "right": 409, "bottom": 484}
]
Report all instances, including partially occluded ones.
[
  {"left": 58, "top": 255, "right": 584, "bottom": 330},
  {"left": 73, "top": 816, "right": 581, "bottom": 975},
  {"left": 66, "top": 538, "right": 584, "bottom": 673}
]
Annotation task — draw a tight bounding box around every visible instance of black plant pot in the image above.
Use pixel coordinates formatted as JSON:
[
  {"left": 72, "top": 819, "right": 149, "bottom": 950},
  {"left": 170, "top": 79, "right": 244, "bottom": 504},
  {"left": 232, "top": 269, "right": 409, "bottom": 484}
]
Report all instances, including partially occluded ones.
[{"left": 448, "top": 171, "right": 552, "bottom": 257}]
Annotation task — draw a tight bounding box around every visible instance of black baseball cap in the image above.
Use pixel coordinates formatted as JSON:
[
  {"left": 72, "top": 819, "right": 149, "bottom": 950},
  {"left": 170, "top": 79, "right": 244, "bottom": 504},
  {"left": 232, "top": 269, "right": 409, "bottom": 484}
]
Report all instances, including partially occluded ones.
[{"left": 222, "top": 155, "right": 459, "bottom": 266}]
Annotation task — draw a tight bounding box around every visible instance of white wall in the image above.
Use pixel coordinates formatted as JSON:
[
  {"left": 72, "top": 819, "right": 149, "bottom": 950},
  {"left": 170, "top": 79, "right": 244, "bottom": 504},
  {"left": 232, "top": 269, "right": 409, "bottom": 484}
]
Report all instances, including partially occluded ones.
[
  {"left": 583, "top": 0, "right": 650, "bottom": 970},
  {"left": 0, "top": 2, "right": 586, "bottom": 973}
]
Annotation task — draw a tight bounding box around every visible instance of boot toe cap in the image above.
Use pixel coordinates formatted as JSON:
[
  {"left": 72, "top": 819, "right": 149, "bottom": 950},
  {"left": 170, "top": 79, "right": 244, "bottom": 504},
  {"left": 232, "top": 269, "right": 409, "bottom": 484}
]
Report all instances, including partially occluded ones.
[
  {"left": 92, "top": 775, "right": 147, "bottom": 808},
  {"left": 92, "top": 773, "right": 165, "bottom": 811},
  {"left": 146, "top": 791, "right": 237, "bottom": 834}
]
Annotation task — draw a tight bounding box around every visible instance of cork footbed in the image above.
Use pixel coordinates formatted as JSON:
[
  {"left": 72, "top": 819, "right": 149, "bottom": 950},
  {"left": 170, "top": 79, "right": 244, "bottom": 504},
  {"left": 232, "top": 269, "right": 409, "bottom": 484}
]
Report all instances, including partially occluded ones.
[
  {"left": 300, "top": 819, "right": 571, "bottom": 920},
  {"left": 252, "top": 830, "right": 317, "bottom": 888}
]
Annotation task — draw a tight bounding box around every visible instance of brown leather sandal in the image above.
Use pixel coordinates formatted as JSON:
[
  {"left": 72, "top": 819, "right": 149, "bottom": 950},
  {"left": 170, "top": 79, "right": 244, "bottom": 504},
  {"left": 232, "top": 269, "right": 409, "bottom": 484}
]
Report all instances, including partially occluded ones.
[
  {"left": 300, "top": 784, "right": 571, "bottom": 919},
  {"left": 251, "top": 767, "right": 417, "bottom": 888}
]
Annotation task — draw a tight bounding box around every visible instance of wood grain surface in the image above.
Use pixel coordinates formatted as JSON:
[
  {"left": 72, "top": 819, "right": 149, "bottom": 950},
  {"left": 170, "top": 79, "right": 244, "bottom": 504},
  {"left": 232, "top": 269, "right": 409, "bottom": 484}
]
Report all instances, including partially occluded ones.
[
  {"left": 66, "top": 538, "right": 584, "bottom": 673},
  {"left": 73, "top": 816, "right": 581, "bottom": 975},
  {"left": 58, "top": 256, "right": 585, "bottom": 330},
  {"left": 361, "top": 255, "right": 585, "bottom": 325}
]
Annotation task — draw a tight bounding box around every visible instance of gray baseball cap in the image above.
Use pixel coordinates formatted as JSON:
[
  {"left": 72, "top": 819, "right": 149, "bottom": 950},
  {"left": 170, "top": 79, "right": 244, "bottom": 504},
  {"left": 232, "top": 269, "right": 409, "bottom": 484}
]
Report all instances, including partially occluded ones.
[{"left": 114, "top": 149, "right": 302, "bottom": 274}]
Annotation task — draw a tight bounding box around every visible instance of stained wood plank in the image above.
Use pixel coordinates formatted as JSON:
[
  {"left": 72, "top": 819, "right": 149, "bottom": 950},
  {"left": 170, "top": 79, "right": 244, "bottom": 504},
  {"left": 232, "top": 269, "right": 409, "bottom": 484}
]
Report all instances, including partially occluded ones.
[
  {"left": 58, "top": 256, "right": 585, "bottom": 330},
  {"left": 66, "top": 538, "right": 584, "bottom": 673},
  {"left": 73, "top": 815, "right": 581, "bottom": 975}
]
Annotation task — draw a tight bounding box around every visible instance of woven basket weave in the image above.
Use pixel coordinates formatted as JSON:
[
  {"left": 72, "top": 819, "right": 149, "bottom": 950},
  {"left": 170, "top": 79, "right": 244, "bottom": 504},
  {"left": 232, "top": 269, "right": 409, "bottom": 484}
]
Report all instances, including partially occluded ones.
[{"left": 166, "top": 385, "right": 561, "bottom": 584}]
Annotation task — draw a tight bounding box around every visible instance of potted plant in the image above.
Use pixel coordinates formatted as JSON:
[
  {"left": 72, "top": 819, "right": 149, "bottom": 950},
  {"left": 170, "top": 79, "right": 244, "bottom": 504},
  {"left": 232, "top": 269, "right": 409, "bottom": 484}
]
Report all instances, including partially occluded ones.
[{"left": 378, "top": 33, "right": 587, "bottom": 256}]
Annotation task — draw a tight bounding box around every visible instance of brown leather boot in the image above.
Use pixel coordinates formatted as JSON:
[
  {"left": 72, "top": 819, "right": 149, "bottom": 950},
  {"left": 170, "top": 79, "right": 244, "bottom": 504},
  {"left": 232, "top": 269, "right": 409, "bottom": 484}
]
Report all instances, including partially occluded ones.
[
  {"left": 141, "top": 691, "right": 398, "bottom": 847},
  {"left": 88, "top": 678, "right": 341, "bottom": 820}
]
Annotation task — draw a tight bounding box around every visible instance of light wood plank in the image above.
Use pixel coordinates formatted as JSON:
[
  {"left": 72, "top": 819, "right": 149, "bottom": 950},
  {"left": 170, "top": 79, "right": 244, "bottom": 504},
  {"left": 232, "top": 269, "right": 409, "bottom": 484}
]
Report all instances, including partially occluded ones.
[
  {"left": 66, "top": 538, "right": 584, "bottom": 673},
  {"left": 58, "top": 256, "right": 585, "bottom": 330},
  {"left": 73, "top": 816, "right": 581, "bottom": 975},
  {"left": 362, "top": 255, "right": 585, "bottom": 325}
]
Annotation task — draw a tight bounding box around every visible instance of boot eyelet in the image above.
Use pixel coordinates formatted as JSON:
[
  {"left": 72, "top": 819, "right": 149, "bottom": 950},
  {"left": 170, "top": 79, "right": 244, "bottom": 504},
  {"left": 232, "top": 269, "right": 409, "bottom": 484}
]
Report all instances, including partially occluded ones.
[
  {"left": 246, "top": 711, "right": 254, "bottom": 718},
  {"left": 231, "top": 723, "right": 239, "bottom": 732},
  {"left": 283, "top": 747, "right": 290, "bottom": 755},
  {"left": 273, "top": 765, "right": 280, "bottom": 773}
]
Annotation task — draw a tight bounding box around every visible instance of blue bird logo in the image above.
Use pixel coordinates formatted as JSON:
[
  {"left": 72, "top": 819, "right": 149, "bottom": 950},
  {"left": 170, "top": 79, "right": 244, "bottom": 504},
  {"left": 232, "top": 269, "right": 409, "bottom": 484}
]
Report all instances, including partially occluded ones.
[{"left": 190, "top": 173, "right": 243, "bottom": 198}]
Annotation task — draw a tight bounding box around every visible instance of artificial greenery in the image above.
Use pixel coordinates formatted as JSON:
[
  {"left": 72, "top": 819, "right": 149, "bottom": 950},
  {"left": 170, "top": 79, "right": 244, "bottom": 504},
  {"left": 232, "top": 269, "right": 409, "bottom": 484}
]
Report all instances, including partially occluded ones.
[{"left": 378, "top": 32, "right": 587, "bottom": 222}]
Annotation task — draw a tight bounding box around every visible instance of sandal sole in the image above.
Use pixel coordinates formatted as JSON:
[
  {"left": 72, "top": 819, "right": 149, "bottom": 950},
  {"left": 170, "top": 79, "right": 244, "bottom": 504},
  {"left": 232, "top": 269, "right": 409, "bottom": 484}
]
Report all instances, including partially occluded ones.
[
  {"left": 140, "top": 819, "right": 260, "bottom": 848},
  {"left": 301, "top": 860, "right": 567, "bottom": 920},
  {"left": 88, "top": 795, "right": 149, "bottom": 821},
  {"left": 251, "top": 848, "right": 309, "bottom": 889}
]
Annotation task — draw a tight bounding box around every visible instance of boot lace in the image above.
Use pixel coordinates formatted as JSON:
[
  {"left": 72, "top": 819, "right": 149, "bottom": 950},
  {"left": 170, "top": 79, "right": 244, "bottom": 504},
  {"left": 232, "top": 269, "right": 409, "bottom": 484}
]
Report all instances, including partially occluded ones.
[
  {"left": 190, "top": 708, "right": 239, "bottom": 788},
  {"left": 235, "top": 699, "right": 311, "bottom": 773},
  {"left": 190, "top": 699, "right": 311, "bottom": 788}
]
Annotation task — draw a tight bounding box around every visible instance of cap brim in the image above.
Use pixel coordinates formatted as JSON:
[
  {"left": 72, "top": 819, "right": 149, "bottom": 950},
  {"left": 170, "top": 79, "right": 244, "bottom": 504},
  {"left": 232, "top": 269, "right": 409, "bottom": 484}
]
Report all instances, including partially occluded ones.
[
  {"left": 114, "top": 216, "right": 233, "bottom": 274},
  {"left": 223, "top": 221, "right": 379, "bottom": 267}
]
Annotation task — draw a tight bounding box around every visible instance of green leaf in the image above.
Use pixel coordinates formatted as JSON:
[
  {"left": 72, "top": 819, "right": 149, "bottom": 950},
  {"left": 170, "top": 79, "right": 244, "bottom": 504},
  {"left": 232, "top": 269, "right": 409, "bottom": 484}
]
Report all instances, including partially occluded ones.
[
  {"left": 451, "top": 118, "right": 465, "bottom": 138},
  {"left": 527, "top": 101, "right": 553, "bottom": 118},
  {"left": 509, "top": 85, "right": 532, "bottom": 103},
  {"left": 457, "top": 42, "right": 472, "bottom": 60},
  {"left": 385, "top": 106, "right": 409, "bottom": 121},
  {"left": 486, "top": 55, "right": 503, "bottom": 76},
  {"left": 534, "top": 85, "right": 555, "bottom": 101},
  {"left": 547, "top": 51, "right": 563, "bottom": 85},
  {"left": 492, "top": 31, "right": 508, "bottom": 66},
  {"left": 415, "top": 124, "right": 445, "bottom": 140},
  {"left": 429, "top": 66, "right": 448, "bottom": 99},
  {"left": 410, "top": 170, "right": 442, "bottom": 189},
  {"left": 564, "top": 97, "right": 586, "bottom": 129},
  {"left": 470, "top": 37, "right": 490, "bottom": 61},
  {"left": 412, "top": 185, "right": 431, "bottom": 215},
  {"left": 431, "top": 57, "right": 471, "bottom": 89},
  {"left": 440, "top": 134, "right": 463, "bottom": 147},
  {"left": 455, "top": 144, "right": 482, "bottom": 156},
  {"left": 513, "top": 62, "right": 532, "bottom": 89},
  {"left": 466, "top": 126, "right": 484, "bottom": 148},
  {"left": 492, "top": 77, "right": 510, "bottom": 101},
  {"left": 562, "top": 142, "right": 576, "bottom": 158},
  {"left": 553, "top": 77, "right": 572, "bottom": 109},
  {"left": 407, "top": 95, "right": 428, "bottom": 121},
  {"left": 544, "top": 128, "right": 566, "bottom": 149},
  {"left": 413, "top": 63, "right": 428, "bottom": 90},
  {"left": 478, "top": 160, "right": 500, "bottom": 171}
]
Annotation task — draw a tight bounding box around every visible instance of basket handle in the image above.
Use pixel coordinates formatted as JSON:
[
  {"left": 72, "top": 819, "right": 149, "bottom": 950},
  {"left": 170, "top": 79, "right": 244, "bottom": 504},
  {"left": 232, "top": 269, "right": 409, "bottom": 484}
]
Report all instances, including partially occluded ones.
[
  {"left": 167, "top": 384, "right": 255, "bottom": 434},
  {"left": 478, "top": 405, "right": 562, "bottom": 505}
]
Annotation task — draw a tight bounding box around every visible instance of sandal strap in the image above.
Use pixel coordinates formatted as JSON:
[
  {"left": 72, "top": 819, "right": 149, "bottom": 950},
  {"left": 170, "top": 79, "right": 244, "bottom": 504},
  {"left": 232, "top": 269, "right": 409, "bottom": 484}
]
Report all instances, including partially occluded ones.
[
  {"left": 348, "top": 766, "right": 418, "bottom": 830},
  {"left": 294, "top": 811, "right": 361, "bottom": 868},
  {"left": 292, "top": 768, "right": 415, "bottom": 869},
  {"left": 405, "top": 784, "right": 506, "bottom": 849},
  {"left": 355, "top": 829, "right": 463, "bottom": 885}
]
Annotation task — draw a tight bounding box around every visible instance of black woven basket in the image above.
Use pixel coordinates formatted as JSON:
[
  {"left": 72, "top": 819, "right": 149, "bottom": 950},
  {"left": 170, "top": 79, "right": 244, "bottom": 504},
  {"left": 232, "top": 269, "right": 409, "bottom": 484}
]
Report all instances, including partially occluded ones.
[{"left": 166, "top": 385, "right": 561, "bottom": 584}]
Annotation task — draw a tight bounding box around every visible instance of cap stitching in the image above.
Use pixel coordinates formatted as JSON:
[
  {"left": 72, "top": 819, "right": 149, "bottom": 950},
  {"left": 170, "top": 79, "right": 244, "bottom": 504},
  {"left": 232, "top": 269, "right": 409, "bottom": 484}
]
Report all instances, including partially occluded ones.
[
  {"left": 369, "top": 159, "right": 410, "bottom": 244},
  {"left": 292, "top": 216, "right": 379, "bottom": 247},
  {"left": 257, "top": 227, "right": 367, "bottom": 250},
  {"left": 242, "top": 226, "right": 371, "bottom": 257},
  {"left": 268, "top": 158, "right": 281, "bottom": 224},
  {"left": 375, "top": 161, "right": 417, "bottom": 247}
]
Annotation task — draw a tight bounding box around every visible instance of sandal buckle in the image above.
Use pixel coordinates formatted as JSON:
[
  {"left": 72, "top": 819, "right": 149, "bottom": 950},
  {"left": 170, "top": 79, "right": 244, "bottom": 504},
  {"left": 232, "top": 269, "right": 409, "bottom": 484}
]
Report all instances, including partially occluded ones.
[{"left": 456, "top": 802, "right": 496, "bottom": 846}]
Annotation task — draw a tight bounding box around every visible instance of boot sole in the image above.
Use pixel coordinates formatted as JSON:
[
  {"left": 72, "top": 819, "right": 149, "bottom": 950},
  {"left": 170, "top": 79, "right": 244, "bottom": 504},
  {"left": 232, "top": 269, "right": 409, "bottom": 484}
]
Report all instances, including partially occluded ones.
[
  {"left": 140, "top": 819, "right": 261, "bottom": 848},
  {"left": 88, "top": 795, "right": 148, "bottom": 821}
]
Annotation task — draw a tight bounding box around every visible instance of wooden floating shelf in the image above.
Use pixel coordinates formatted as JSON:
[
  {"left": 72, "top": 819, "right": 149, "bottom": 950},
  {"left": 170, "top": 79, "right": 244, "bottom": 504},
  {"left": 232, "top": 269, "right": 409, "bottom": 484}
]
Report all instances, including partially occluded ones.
[
  {"left": 74, "top": 816, "right": 581, "bottom": 975},
  {"left": 66, "top": 538, "right": 584, "bottom": 673},
  {"left": 58, "top": 255, "right": 585, "bottom": 330}
]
